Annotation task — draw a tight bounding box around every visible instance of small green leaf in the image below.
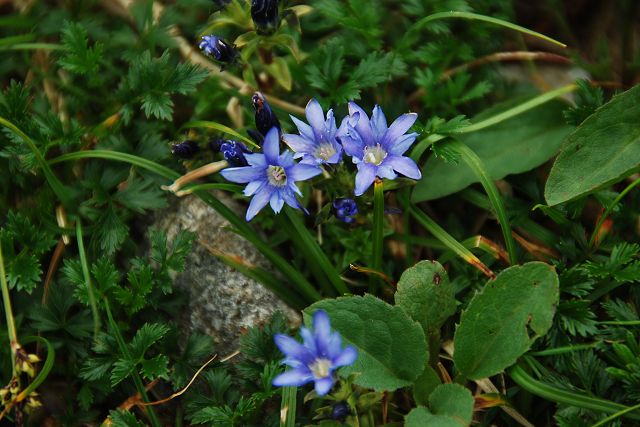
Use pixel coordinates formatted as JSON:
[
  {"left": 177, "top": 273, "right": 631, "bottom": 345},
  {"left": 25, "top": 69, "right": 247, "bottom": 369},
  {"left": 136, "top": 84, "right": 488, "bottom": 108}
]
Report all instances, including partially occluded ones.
[
  {"left": 129, "top": 323, "right": 170, "bottom": 360},
  {"left": 413, "top": 365, "right": 441, "bottom": 406},
  {"left": 305, "top": 295, "right": 427, "bottom": 391},
  {"left": 405, "top": 384, "right": 474, "bottom": 427},
  {"left": 453, "top": 262, "right": 559, "bottom": 379},
  {"left": 394, "top": 260, "right": 456, "bottom": 336},
  {"left": 140, "top": 354, "right": 169, "bottom": 380},
  {"left": 545, "top": 84, "right": 640, "bottom": 206},
  {"left": 111, "top": 358, "right": 136, "bottom": 386},
  {"left": 8, "top": 251, "right": 42, "bottom": 293}
]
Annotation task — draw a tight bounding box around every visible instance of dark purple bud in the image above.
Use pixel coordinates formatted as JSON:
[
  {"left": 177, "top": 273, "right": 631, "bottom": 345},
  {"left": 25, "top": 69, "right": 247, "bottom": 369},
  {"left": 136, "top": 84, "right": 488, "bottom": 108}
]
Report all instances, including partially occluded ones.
[
  {"left": 333, "top": 198, "right": 358, "bottom": 223},
  {"left": 209, "top": 137, "right": 224, "bottom": 153},
  {"left": 171, "top": 140, "right": 199, "bottom": 159},
  {"left": 247, "top": 129, "right": 264, "bottom": 145},
  {"left": 220, "top": 140, "right": 250, "bottom": 167},
  {"left": 199, "top": 35, "right": 238, "bottom": 63},
  {"left": 331, "top": 402, "right": 350, "bottom": 421},
  {"left": 251, "top": 0, "right": 279, "bottom": 35},
  {"left": 252, "top": 92, "right": 280, "bottom": 137}
]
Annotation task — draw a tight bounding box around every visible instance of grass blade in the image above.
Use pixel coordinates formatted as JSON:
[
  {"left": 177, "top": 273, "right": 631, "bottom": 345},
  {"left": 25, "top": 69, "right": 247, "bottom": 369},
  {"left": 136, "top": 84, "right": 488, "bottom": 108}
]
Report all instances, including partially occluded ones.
[
  {"left": 372, "top": 179, "right": 385, "bottom": 290},
  {"left": 181, "top": 120, "right": 259, "bottom": 149},
  {"left": 279, "top": 386, "right": 297, "bottom": 427},
  {"left": 76, "top": 220, "right": 101, "bottom": 341},
  {"left": 448, "top": 138, "right": 517, "bottom": 264}
]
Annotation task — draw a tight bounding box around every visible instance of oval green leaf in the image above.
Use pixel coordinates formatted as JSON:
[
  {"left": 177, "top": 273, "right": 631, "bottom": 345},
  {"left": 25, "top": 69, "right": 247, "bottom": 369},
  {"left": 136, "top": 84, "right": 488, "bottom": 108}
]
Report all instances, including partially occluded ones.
[
  {"left": 394, "top": 260, "right": 456, "bottom": 336},
  {"left": 453, "top": 262, "right": 559, "bottom": 379},
  {"left": 412, "top": 98, "right": 571, "bottom": 202},
  {"left": 405, "top": 384, "right": 474, "bottom": 427},
  {"left": 305, "top": 295, "right": 427, "bottom": 391},
  {"left": 545, "top": 84, "right": 640, "bottom": 206}
]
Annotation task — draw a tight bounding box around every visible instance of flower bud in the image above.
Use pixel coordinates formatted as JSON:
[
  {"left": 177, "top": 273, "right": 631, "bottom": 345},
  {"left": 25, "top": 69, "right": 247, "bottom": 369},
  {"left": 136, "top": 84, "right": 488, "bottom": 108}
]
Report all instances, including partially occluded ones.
[
  {"left": 199, "top": 35, "right": 238, "bottom": 63},
  {"left": 220, "top": 140, "right": 251, "bottom": 167},
  {"left": 333, "top": 198, "right": 358, "bottom": 223},
  {"left": 251, "top": 0, "right": 279, "bottom": 35},
  {"left": 171, "top": 140, "right": 200, "bottom": 159},
  {"left": 331, "top": 402, "right": 351, "bottom": 421},
  {"left": 252, "top": 92, "right": 280, "bottom": 137}
]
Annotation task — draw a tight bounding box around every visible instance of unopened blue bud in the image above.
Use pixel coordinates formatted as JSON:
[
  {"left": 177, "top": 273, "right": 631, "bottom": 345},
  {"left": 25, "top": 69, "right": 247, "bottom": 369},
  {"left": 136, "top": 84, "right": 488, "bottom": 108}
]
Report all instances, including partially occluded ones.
[
  {"left": 331, "top": 402, "right": 350, "bottom": 421},
  {"left": 171, "top": 140, "right": 199, "bottom": 159},
  {"left": 251, "top": 0, "right": 279, "bottom": 35},
  {"left": 252, "top": 92, "right": 281, "bottom": 137},
  {"left": 333, "top": 198, "right": 358, "bottom": 223},
  {"left": 220, "top": 140, "right": 250, "bottom": 167},
  {"left": 199, "top": 35, "right": 238, "bottom": 63}
]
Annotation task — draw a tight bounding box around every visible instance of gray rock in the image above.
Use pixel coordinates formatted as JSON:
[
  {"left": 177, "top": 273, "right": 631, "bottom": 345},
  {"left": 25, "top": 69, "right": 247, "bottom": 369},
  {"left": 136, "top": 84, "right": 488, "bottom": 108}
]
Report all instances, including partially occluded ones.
[{"left": 153, "top": 192, "right": 300, "bottom": 353}]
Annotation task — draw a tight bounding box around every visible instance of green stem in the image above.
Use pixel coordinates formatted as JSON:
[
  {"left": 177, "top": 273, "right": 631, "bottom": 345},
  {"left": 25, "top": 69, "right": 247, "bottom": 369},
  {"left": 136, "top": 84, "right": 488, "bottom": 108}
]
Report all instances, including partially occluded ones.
[
  {"left": 372, "top": 180, "right": 385, "bottom": 290},
  {"left": 589, "top": 176, "right": 640, "bottom": 247},
  {"left": 402, "top": 11, "right": 566, "bottom": 50},
  {"left": 509, "top": 364, "right": 640, "bottom": 420},
  {"left": 283, "top": 208, "right": 348, "bottom": 296},
  {"left": 591, "top": 402, "right": 640, "bottom": 427},
  {"left": 104, "top": 300, "right": 161, "bottom": 427},
  {"left": 0, "top": 242, "right": 18, "bottom": 373},
  {"left": 448, "top": 139, "right": 517, "bottom": 264},
  {"left": 75, "top": 220, "right": 101, "bottom": 340},
  {"left": 408, "top": 204, "right": 494, "bottom": 278},
  {"left": 279, "top": 386, "right": 297, "bottom": 427},
  {"left": 529, "top": 342, "right": 600, "bottom": 356}
]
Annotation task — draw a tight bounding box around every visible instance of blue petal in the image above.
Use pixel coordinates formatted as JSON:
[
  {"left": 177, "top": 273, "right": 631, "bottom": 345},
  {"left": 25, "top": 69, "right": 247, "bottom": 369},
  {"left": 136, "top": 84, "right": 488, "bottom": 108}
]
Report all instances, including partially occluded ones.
[
  {"left": 325, "top": 109, "right": 337, "bottom": 138},
  {"left": 245, "top": 153, "right": 267, "bottom": 167},
  {"left": 354, "top": 163, "right": 377, "bottom": 196},
  {"left": 274, "top": 334, "right": 315, "bottom": 365},
  {"left": 246, "top": 186, "right": 274, "bottom": 221},
  {"left": 313, "top": 310, "right": 332, "bottom": 355},
  {"left": 382, "top": 113, "right": 417, "bottom": 148},
  {"left": 387, "top": 132, "right": 418, "bottom": 156},
  {"left": 305, "top": 98, "right": 326, "bottom": 140},
  {"left": 283, "top": 133, "right": 315, "bottom": 154},
  {"left": 290, "top": 115, "right": 315, "bottom": 140},
  {"left": 273, "top": 368, "right": 314, "bottom": 387},
  {"left": 348, "top": 102, "right": 374, "bottom": 145},
  {"left": 220, "top": 166, "right": 263, "bottom": 183},
  {"left": 371, "top": 105, "right": 388, "bottom": 140},
  {"left": 314, "top": 377, "right": 334, "bottom": 396},
  {"left": 376, "top": 164, "right": 397, "bottom": 180},
  {"left": 269, "top": 191, "right": 285, "bottom": 213},
  {"left": 244, "top": 179, "right": 265, "bottom": 197},
  {"left": 263, "top": 127, "right": 281, "bottom": 164},
  {"left": 289, "top": 164, "right": 322, "bottom": 182},
  {"left": 384, "top": 155, "right": 422, "bottom": 179},
  {"left": 300, "top": 327, "right": 317, "bottom": 354},
  {"left": 333, "top": 346, "right": 358, "bottom": 368}
]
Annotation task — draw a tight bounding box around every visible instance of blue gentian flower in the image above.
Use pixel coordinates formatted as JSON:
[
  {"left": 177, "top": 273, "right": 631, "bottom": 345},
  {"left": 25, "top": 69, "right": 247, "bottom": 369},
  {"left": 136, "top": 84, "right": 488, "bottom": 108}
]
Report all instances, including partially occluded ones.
[
  {"left": 220, "top": 127, "right": 321, "bottom": 221},
  {"left": 337, "top": 102, "right": 421, "bottom": 196},
  {"left": 252, "top": 92, "right": 281, "bottom": 137},
  {"left": 220, "top": 140, "right": 250, "bottom": 167},
  {"left": 283, "top": 98, "right": 343, "bottom": 165},
  {"left": 273, "top": 310, "right": 358, "bottom": 396},
  {"left": 171, "top": 140, "right": 199, "bottom": 159},
  {"left": 251, "top": 0, "right": 279, "bottom": 35},
  {"left": 199, "top": 35, "right": 237, "bottom": 63},
  {"left": 333, "top": 198, "right": 358, "bottom": 223}
]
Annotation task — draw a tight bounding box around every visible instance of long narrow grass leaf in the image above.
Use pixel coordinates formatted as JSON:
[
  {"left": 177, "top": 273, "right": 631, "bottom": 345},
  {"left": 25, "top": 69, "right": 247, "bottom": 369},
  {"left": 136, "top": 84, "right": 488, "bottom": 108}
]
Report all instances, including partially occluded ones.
[
  {"left": 76, "top": 220, "right": 101, "bottom": 340},
  {"left": 279, "top": 386, "right": 297, "bottom": 427},
  {"left": 181, "top": 120, "right": 259, "bottom": 149}
]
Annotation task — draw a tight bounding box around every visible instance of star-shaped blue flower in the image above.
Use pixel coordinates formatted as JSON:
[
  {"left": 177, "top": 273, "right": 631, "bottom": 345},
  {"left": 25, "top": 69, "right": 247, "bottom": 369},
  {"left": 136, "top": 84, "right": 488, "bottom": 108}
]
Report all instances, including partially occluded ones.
[
  {"left": 338, "top": 102, "right": 422, "bottom": 196},
  {"left": 220, "top": 127, "right": 322, "bottom": 221},
  {"left": 283, "top": 98, "right": 343, "bottom": 165},
  {"left": 273, "top": 310, "right": 358, "bottom": 396}
]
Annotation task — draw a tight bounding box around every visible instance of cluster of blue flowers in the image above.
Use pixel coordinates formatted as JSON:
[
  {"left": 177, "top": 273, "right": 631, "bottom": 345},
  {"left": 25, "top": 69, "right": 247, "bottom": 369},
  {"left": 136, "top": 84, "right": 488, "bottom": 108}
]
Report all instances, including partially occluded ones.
[{"left": 220, "top": 97, "right": 421, "bottom": 221}]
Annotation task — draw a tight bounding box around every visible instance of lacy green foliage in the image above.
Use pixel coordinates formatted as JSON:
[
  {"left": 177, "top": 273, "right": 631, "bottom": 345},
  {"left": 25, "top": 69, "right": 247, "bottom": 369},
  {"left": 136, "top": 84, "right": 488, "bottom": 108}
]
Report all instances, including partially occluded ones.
[{"left": 563, "top": 79, "right": 604, "bottom": 126}]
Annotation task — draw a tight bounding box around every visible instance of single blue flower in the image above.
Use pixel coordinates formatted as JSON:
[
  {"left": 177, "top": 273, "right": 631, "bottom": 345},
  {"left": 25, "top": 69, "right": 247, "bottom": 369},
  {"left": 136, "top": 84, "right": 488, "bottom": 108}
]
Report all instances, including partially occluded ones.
[
  {"left": 283, "top": 98, "right": 343, "bottom": 165},
  {"left": 251, "top": 0, "right": 279, "bottom": 35},
  {"left": 253, "top": 92, "right": 281, "bottom": 138},
  {"left": 220, "top": 140, "right": 250, "bottom": 167},
  {"left": 220, "top": 127, "right": 322, "bottom": 221},
  {"left": 337, "top": 102, "right": 421, "bottom": 196},
  {"left": 273, "top": 310, "right": 358, "bottom": 396},
  {"left": 199, "top": 35, "right": 237, "bottom": 63},
  {"left": 333, "top": 198, "right": 358, "bottom": 223},
  {"left": 171, "top": 140, "right": 199, "bottom": 159}
]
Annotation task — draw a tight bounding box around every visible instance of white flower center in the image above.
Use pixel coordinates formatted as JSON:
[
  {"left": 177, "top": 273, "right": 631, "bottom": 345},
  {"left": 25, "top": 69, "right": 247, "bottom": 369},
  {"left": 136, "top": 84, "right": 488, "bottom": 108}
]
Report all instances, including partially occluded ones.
[
  {"left": 314, "top": 143, "right": 336, "bottom": 161},
  {"left": 363, "top": 144, "right": 387, "bottom": 165},
  {"left": 267, "top": 165, "right": 287, "bottom": 187},
  {"left": 309, "top": 358, "right": 332, "bottom": 379}
]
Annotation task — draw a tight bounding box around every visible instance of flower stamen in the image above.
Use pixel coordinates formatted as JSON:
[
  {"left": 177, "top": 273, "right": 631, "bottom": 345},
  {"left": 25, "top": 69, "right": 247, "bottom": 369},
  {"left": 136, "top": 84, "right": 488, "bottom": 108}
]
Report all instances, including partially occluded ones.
[
  {"left": 309, "top": 358, "right": 332, "bottom": 379},
  {"left": 267, "top": 165, "right": 287, "bottom": 187},
  {"left": 363, "top": 144, "right": 387, "bottom": 165}
]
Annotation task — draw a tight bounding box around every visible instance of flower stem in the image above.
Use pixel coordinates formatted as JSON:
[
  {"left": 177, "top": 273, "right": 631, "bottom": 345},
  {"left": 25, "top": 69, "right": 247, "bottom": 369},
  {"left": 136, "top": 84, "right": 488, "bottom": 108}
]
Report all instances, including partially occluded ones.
[
  {"left": 372, "top": 179, "right": 385, "bottom": 290},
  {"left": 0, "top": 242, "right": 18, "bottom": 374},
  {"left": 76, "top": 220, "right": 101, "bottom": 341}
]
